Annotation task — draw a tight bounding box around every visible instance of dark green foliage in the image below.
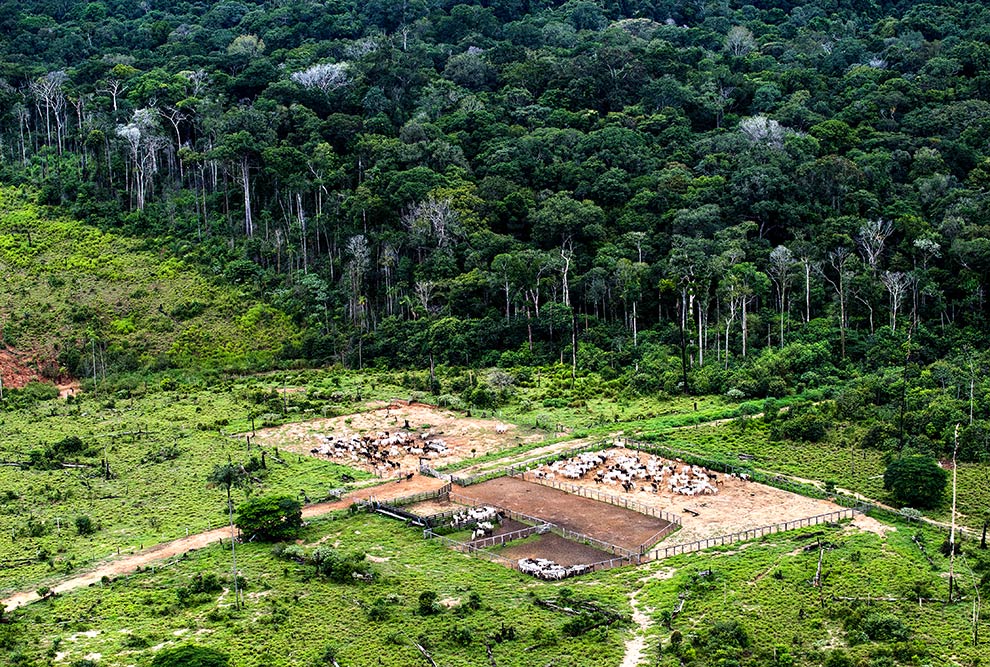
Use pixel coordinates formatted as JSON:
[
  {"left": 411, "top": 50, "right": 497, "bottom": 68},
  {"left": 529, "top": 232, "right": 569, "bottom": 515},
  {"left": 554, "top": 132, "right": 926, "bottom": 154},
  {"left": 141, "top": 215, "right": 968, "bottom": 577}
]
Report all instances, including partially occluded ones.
[
  {"left": 860, "top": 612, "right": 911, "bottom": 642},
  {"left": 418, "top": 590, "right": 441, "bottom": 615},
  {"left": 883, "top": 456, "right": 948, "bottom": 509},
  {"left": 74, "top": 515, "right": 95, "bottom": 536},
  {"left": 824, "top": 650, "right": 854, "bottom": 667},
  {"left": 150, "top": 644, "right": 229, "bottom": 667},
  {"left": 235, "top": 495, "right": 303, "bottom": 541},
  {"left": 311, "top": 546, "right": 373, "bottom": 583},
  {"left": 28, "top": 436, "right": 95, "bottom": 469}
]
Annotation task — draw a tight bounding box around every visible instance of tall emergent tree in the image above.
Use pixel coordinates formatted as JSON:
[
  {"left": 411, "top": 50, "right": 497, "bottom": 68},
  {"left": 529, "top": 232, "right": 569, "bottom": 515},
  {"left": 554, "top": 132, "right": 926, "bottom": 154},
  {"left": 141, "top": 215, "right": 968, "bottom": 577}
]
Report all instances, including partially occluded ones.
[{"left": 207, "top": 462, "right": 248, "bottom": 608}]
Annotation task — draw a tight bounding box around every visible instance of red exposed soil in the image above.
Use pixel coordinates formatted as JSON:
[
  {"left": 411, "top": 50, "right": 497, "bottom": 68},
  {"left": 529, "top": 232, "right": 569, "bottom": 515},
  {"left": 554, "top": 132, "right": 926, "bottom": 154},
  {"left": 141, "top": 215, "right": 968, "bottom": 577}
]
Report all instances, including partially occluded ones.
[
  {"left": 0, "top": 348, "right": 39, "bottom": 389},
  {"left": 0, "top": 346, "right": 75, "bottom": 392}
]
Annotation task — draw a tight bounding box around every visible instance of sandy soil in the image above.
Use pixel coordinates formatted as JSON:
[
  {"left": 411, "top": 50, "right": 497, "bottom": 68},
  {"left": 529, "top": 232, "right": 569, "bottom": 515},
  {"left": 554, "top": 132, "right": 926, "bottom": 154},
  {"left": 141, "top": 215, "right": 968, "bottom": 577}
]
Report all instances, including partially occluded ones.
[
  {"left": 1, "top": 474, "right": 447, "bottom": 614},
  {"left": 250, "top": 402, "right": 543, "bottom": 476},
  {"left": 524, "top": 448, "right": 843, "bottom": 548},
  {"left": 402, "top": 497, "right": 464, "bottom": 517}
]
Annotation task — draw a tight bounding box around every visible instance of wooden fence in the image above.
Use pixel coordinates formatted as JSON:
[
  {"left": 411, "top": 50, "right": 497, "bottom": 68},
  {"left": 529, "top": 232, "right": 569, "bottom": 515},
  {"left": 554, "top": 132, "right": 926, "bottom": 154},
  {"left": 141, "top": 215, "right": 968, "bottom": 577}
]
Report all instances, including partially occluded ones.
[
  {"left": 517, "top": 472, "right": 682, "bottom": 526},
  {"left": 364, "top": 483, "right": 451, "bottom": 509},
  {"left": 422, "top": 529, "right": 634, "bottom": 579},
  {"left": 445, "top": 442, "right": 607, "bottom": 487},
  {"left": 425, "top": 523, "right": 549, "bottom": 550},
  {"left": 448, "top": 491, "right": 638, "bottom": 560},
  {"left": 644, "top": 507, "right": 860, "bottom": 561}
]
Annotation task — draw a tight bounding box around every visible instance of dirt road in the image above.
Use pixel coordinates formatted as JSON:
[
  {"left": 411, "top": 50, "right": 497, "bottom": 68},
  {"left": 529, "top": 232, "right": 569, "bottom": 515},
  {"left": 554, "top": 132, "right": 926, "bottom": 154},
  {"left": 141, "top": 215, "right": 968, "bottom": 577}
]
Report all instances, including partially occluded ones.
[{"left": 1, "top": 474, "right": 447, "bottom": 614}]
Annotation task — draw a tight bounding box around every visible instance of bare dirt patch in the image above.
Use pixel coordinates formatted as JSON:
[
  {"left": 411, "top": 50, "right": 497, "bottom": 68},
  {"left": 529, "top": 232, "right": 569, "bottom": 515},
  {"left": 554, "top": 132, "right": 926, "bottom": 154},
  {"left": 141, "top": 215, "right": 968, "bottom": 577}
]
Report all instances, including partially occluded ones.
[
  {"left": 849, "top": 513, "right": 894, "bottom": 537},
  {"left": 453, "top": 476, "right": 673, "bottom": 552},
  {"left": 250, "top": 402, "right": 543, "bottom": 476},
  {"left": 497, "top": 533, "right": 613, "bottom": 567},
  {"left": 519, "top": 448, "right": 843, "bottom": 548}
]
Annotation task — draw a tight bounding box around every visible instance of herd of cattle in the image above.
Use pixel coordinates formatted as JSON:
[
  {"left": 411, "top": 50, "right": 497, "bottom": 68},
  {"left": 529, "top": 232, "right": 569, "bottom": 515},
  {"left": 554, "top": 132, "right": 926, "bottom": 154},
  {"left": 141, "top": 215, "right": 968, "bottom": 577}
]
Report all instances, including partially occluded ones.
[
  {"left": 310, "top": 430, "right": 449, "bottom": 476},
  {"left": 517, "top": 557, "right": 593, "bottom": 580},
  {"left": 531, "top": 449, "right": 731, "bottom": 497},
  {"left": 451, "top": 505, "right": 505, "bottom": 540}
]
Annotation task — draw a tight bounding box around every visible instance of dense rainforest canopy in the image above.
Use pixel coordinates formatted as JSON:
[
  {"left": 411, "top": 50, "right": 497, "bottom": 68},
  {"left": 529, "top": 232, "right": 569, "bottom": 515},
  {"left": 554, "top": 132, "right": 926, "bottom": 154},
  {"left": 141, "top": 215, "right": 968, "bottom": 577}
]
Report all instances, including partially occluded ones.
[{"left": 1, "top": 0, "right": 990, "bottom": 460}]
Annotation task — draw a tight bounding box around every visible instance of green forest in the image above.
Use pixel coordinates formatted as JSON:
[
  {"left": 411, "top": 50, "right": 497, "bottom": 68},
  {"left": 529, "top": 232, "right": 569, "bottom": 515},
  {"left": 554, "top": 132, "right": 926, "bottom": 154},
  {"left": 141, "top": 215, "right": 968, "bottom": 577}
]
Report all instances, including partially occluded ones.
[
  {"left": 2, "top": 1, "right": 990, "bottom": 665},
  {"left": 3, "top": 0, "right": 990, "bottom": 461}
]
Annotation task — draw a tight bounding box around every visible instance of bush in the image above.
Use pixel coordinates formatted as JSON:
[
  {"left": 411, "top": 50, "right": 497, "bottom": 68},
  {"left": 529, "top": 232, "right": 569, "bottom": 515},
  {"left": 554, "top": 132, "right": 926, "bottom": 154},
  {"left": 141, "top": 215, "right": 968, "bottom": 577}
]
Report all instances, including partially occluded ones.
[
  {"left": 235, "top": 495, "right": 303, "bottom": 541},
  {"left": 311, "top": 546, "right": 373, "bottom": 583},
  {"left": 75, "top": 515, "right": 95, "bottom": 536},
  {"left": 418, "top": 590, "right": 441, "bottom": 615},
  {"left": 150, "top": 644, "right": 229, "bottom": 667},
  {"left": 861, "top": 612, "right": 910, "bottom": 642}
]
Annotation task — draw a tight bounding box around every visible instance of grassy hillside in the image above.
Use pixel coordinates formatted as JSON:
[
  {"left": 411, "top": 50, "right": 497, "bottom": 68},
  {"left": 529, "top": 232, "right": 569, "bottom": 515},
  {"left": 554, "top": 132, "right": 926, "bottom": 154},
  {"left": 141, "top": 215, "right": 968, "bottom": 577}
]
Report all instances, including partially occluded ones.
[
  {"left": 2, "top": 511, "right": 984, "bottom": 667},
  {"left": 0, "top": 186, "right": 296, "bottom": 379},
  {"left": 0, "top": 370, "right": 423, "bottom": 592}
]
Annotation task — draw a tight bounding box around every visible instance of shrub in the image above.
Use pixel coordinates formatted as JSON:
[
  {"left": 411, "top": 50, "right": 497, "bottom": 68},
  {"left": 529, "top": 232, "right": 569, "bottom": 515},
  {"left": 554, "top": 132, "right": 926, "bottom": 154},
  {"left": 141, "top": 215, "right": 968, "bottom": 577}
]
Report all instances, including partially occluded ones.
[
  {"left": 418, "top": 590, "right": 441, "bottom": 615},
  {"left": 861, "top": 612, "right": 910, "bottom": 642},
  {"left": 75, "top": 515, "right": 95, "bottom": 536},
  {"left": 311, "top": 546, "right": 373, "bottom": 583},
  {"left": 150, "top": 644, "right": 229, "bottom": 667}
]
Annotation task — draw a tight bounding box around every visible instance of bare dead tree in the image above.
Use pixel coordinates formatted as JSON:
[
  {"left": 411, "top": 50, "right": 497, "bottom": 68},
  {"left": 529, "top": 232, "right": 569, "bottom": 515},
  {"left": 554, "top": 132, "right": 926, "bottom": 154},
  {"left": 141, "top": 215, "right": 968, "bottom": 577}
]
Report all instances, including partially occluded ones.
[{"left": 881, "top": 271, "right": 913, "bottom": 331}]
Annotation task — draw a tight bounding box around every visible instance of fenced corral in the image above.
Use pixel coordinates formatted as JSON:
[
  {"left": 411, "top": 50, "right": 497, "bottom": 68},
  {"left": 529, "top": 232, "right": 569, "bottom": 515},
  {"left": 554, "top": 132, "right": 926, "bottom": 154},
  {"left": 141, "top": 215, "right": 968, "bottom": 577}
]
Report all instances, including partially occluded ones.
[
  {"left": 625, "top": 439, "right": 829, "bottom": 500},
  {"left": 423, "top": 532, "right": 519, "bottom": 568},
  {"left": 425, "top": 523, "right": 548, "bottom": 550},
  {"left": 449, "top": 492, "right": 547, "bottom": 527},
  {"left": 418, "top": 463, "right": 451, "bottom": 481},
  {"left": 446, "top": 442, "right": 608, "bottom": 487},
  {"left": 358, "top": 483, "right": 453, "bottom": 526},
  {"left": 423, "top": 527, "right": 634, "bottom": 579},
  {"left": 644, "top": 507, "right": 860, "bottom": 561},
  {"left": 518, "top": 472, "right": 681, "bottom": 527},
  {"left": 548, "top": 524, "right": 639, "bottom": 560},
  {"left": 451, "top": 489, "right": 644, "bottom": 560}
]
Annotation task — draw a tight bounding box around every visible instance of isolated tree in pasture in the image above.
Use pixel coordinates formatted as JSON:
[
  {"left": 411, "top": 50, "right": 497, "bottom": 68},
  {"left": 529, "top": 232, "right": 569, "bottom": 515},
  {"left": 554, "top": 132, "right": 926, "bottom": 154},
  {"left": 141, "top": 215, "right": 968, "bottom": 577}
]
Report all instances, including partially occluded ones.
[
  {"left": 883, "top": 455, "right": 947, "bottom": 509},
  {"left": 208, "top": 462, "right": 248, "bottom": 607},
  {"left": 235, "top": 495, "right": 302, "bottom": 541}
]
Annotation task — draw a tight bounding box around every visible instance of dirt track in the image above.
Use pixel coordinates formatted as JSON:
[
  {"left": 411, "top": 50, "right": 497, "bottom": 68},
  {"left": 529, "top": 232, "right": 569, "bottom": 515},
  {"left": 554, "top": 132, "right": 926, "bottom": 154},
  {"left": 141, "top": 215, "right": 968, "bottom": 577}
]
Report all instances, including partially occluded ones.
[{"left": 1, "top": 474, "right": 447, "bottom": 614}]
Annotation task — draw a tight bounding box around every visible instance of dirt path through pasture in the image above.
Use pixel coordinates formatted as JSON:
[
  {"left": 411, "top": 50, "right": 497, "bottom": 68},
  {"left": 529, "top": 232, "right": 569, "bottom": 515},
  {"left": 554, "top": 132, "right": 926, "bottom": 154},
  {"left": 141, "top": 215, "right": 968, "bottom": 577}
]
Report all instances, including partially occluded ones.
[{"left": 1, "top": 474, "right": 447, "bottom": 614}]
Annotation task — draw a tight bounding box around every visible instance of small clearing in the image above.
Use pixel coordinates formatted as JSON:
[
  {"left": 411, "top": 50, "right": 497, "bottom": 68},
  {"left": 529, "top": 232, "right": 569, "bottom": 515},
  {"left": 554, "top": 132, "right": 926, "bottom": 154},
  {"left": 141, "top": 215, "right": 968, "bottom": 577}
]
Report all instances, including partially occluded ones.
[{"left": 250, "top": 402, "right": 543, "bottom": 475}]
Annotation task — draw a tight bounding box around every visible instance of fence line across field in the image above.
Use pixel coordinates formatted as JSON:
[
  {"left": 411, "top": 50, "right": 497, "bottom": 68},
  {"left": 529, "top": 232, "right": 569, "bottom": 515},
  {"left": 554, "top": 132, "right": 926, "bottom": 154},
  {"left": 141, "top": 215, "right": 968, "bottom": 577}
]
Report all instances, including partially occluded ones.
[{"left": 644, "top": 506, "right": 860, "bottom": 561}]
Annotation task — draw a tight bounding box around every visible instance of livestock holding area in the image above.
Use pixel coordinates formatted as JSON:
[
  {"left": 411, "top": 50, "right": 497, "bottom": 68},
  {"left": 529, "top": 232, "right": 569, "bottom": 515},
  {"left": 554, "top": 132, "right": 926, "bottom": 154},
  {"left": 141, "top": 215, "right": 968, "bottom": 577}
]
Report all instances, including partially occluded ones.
[
  {"left": 518, "top": 446, "right": 844, "bottom": 547},
  {"left": 252, "top": 401, "right": 542, "bottom": 477},
  {"left": 278, "top": 405, "right": 850, "bottom": 579},
  {"left": 346, "top": 439, "right": 850, "bottom": 579}
]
